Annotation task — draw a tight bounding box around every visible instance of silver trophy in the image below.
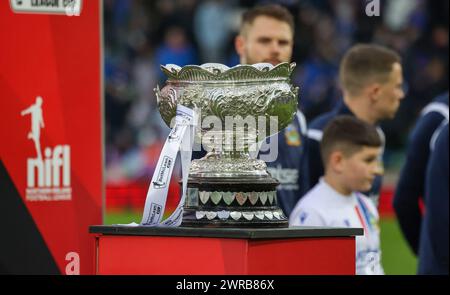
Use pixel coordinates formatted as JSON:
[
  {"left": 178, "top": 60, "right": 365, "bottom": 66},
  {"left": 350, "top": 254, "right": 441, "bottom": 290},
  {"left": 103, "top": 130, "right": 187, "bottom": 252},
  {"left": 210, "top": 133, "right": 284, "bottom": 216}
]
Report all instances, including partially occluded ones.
[{"left": 155, "top": 62, "right": 298, "bottom": 227}]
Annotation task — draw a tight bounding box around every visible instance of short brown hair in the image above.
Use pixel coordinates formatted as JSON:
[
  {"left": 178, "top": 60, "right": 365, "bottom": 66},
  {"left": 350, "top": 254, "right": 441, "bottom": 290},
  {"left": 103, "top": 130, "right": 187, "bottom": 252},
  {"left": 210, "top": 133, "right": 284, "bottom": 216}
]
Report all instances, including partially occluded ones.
[
  {"left": 339, "top": 44, "right": 401, "bottom": 96},
  {"left": 240, "top": 4, "right": 294, "bottom": 36},
  {"left": 320, "top": 116, "right": 382, "bottom": 166}
]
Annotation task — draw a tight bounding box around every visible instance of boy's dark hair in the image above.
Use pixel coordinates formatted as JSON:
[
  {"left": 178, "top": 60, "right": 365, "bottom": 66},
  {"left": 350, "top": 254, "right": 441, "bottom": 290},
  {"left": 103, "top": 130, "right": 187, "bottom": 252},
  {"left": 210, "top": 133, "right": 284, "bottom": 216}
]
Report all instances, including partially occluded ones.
[
  {"left": 339, "top": 44, "right": 401, "bottom": 96},
  {"left": 320, "top": 116, "right": 382, "bottom": 166},
  {"left": 240, "top": 4, "right": 294, "bottom": 36}
]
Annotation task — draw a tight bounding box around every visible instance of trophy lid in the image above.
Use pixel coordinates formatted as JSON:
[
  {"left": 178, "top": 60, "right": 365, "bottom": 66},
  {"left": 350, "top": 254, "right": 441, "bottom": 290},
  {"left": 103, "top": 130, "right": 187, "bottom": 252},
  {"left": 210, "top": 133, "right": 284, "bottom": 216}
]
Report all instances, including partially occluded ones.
[{"left": 160, "top": 62, "right": 296, "bottom": 82}]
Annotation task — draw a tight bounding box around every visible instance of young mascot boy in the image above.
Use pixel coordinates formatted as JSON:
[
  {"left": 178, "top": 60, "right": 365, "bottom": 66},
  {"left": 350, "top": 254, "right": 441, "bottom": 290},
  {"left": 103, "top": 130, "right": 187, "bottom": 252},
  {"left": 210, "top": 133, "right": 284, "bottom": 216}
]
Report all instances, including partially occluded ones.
[{"left": 290, "top": 115, "right": 384, "bottom": 275}]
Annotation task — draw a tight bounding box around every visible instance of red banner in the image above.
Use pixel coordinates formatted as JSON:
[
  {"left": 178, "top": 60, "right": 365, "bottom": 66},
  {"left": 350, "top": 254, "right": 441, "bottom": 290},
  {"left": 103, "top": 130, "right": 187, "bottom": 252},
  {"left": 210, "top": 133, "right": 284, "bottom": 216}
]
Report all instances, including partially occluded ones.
[{"left": 0, "top": 0, "right": 102, "bottom": 274}]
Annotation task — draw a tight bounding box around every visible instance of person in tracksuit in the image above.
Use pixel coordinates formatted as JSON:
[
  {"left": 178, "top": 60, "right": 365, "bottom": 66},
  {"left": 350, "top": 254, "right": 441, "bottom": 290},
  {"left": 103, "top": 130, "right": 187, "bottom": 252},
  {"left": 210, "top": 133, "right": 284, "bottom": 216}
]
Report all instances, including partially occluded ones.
[
  {"left": 393, "top": 92, "right": 449, "bottom": 255},
  {"left": 418, "top": 122, "right": 449, "bottom": 274},
  {"left": 303, "top": 44, "right": 405, "bottom": 207}
]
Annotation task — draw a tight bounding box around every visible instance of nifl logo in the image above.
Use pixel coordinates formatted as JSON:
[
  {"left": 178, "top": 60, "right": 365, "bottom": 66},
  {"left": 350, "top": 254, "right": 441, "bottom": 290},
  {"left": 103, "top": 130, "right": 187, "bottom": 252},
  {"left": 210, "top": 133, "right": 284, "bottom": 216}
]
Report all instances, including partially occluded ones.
[{"left": 21, "top": 96, "right": 72, "bottom": 201}]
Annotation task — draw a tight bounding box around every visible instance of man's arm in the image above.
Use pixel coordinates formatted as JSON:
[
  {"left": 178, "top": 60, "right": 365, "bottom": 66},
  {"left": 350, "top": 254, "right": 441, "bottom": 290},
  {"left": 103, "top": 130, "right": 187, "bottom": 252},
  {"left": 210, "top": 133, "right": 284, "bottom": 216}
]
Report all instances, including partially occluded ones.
[
  {"left": 393, "top": 112, "right": 446, "bottom": 255},
  {"left": 298, "top": 139, "right": 310, "bottom": 198},
  {"left": 296, "top": 110, "right": 310, "bottom": 198},
  {"left": 424, "top": 124, "right": 449, "bottom": 266}
]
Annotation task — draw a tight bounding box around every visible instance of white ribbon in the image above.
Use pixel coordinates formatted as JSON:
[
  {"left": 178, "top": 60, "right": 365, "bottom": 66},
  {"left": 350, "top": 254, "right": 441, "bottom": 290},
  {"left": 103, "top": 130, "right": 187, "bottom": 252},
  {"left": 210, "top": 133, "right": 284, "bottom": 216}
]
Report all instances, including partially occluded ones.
[{"left": 141, "top": 105, "right": 196, "bottom": 226}]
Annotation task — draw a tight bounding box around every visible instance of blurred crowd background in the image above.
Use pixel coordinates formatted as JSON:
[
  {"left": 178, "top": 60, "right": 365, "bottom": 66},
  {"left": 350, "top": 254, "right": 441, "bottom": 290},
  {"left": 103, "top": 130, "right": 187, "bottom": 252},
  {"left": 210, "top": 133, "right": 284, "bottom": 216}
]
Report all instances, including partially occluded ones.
[
  {"left": 103, "top": 0, "right": 448, "bottom": 274},
  {"left": 104, "top": 0, "right": 448, "bottom": 190},
  {"left": 102, "top": 0, "right": 448, "bottom": 230}
]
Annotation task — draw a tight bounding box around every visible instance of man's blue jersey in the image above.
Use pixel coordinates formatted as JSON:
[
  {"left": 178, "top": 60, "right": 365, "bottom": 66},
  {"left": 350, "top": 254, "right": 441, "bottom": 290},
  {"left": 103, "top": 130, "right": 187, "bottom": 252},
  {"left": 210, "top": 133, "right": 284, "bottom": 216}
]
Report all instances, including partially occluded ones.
[{"left": 263, "top": 111, "right": 309, "bottom": 217}]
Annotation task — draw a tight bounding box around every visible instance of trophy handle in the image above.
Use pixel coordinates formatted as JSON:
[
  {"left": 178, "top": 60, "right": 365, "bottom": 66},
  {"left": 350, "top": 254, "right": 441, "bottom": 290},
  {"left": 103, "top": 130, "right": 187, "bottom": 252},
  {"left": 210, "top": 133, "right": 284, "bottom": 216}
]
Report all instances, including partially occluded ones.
[
  {"left": 154, "top": 85, "right": 161, "bottom": 104},
  {"left": 292, "top": 85, "right": 299, "bottom": 98},
  {"left": 155, "top": 85, "right": 178, "bottom": 128},
  {"left": 289, "top": 62, "right": 296, "bottom": 73}
]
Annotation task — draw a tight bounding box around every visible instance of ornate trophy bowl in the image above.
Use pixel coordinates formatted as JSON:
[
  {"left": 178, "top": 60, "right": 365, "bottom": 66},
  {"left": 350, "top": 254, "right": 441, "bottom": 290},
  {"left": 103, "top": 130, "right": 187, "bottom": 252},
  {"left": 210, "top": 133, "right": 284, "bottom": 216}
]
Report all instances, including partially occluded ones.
[{"left": 155, "top": 62, "right": 298, "bottom": 227}]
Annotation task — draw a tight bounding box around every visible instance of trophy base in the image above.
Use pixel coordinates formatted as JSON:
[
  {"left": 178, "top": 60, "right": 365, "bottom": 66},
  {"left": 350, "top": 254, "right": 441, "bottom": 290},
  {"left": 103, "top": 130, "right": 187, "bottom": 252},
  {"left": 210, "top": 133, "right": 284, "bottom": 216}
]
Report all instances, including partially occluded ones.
[{"left": 181, "top": 176, "right": 288, "bottom": 228}]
